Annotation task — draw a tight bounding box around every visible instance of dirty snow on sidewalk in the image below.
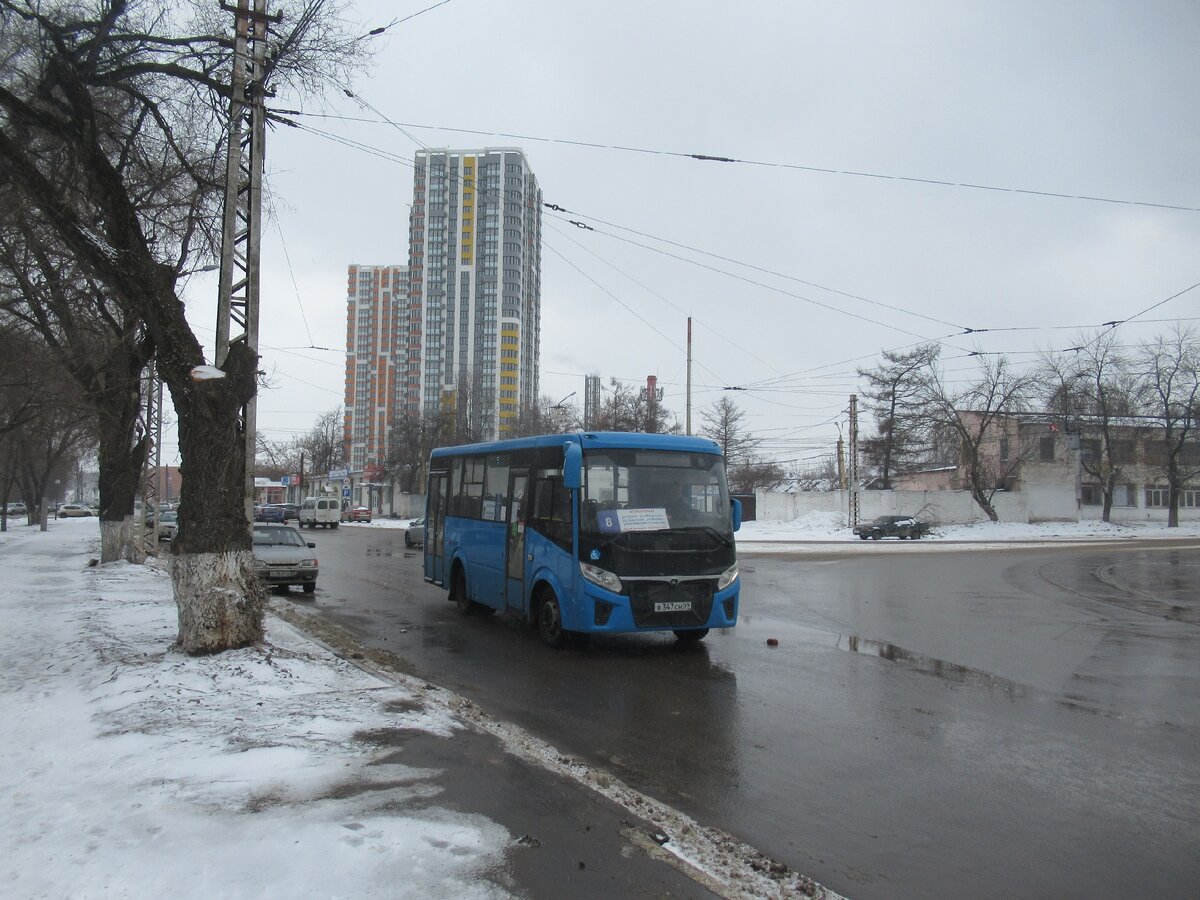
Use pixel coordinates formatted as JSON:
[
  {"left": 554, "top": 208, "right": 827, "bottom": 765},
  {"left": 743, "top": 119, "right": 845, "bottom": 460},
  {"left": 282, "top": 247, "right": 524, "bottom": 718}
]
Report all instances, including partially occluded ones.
[{"left": 0, "top": 520, "right": 512, "bottom": 899}]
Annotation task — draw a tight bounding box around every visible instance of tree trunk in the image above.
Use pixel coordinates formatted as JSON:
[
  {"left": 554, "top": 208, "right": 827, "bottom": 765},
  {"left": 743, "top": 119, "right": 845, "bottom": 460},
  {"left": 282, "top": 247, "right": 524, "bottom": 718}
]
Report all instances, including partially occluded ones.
[
  {"left": 99, "top": 518, "right": 143, "bottom": 564},
  {"left": 171, "top": 549, "right": 265, "bottom": 653},
  {"left": 96, "top": 408, "right": 147, "bottom": 563},
  {"left": 166, "top": 341, "right": 265, "bottom": 654},
  {"left": 966, "top": 461, "right": 999, "bottom": 522}
]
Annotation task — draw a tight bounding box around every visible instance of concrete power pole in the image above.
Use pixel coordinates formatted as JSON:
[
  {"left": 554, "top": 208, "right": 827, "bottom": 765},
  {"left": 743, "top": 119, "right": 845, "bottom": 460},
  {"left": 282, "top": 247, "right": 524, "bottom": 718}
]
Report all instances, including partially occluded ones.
[
  {"left": 214, "top": 0, "right": 274, "bottom": 524},
  {"left": 848, "top": 394, "right": 860, "bottom": 527},
  {"left": 686, "top": 317, "right": 693, "bottom": 436}
]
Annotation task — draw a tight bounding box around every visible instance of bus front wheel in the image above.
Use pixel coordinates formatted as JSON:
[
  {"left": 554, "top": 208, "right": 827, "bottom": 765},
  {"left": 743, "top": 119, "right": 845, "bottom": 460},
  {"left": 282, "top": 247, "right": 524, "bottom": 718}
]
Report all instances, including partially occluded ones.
[{"left": 536, "top": 590, "right": 566, "bottom": 648}]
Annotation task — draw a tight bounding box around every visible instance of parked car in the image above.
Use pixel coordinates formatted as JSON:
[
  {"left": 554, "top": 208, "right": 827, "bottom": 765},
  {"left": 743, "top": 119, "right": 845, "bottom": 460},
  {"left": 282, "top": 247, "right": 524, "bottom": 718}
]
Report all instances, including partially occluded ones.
[
  {"left": 251, "top": 523, "right": 319, "bottom": 593},
  {"left": 343, "top": 506, "right": 372, "bottom": 523},
  {"left": 275, "top": 503, "right": 301, "bottom": 521},
  {"left": 157, "top": 510, "right": 178, "bottom": 542},
  {"left": 58, "top": 503, "right": 93, "bottom": 517},
  {"left": 254, "top": 504, "right": 286, "bottom": 524},
  {"left": 404, "top": 515, "right": 425, "bottom": 548},
  {"left": 853, "top": 515, "right": 930, "bottom": 540},
  {"left": 5, "top": 502, "right": 28, "bottom": 516},
  {"left": 299, "top": 496, "right": 340, "bottom": 529}
]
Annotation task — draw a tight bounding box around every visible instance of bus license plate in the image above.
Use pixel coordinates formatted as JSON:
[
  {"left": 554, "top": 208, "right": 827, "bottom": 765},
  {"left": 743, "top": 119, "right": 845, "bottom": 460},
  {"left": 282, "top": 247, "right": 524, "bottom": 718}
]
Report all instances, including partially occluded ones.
[{"left": 654, "top": 600, "right": 692, "bottom": 613}]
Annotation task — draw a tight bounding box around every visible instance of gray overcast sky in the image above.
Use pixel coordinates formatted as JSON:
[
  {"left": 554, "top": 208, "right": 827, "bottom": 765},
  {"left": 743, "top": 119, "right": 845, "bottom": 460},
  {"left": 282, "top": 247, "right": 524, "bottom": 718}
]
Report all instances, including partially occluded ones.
[{"left": 179, "top": 0, "right": 1200, "bottom": 470}]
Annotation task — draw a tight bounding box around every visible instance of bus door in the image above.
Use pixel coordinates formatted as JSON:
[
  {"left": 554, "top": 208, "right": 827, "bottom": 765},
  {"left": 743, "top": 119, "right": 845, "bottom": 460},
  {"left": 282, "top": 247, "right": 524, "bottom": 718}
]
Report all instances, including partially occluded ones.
[
  {"left": 504, "top": 469, "right": 529, "bottom": 613},
  {"left": 425, "top": 471, "right": 448, "bottom": 584}
]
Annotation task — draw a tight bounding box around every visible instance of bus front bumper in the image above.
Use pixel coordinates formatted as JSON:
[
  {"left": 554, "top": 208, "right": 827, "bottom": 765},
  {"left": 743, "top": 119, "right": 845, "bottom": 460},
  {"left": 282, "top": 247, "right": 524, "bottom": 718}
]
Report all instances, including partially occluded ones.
[{"left": 577, "top": 578, "right": 739, "bottom": 634}]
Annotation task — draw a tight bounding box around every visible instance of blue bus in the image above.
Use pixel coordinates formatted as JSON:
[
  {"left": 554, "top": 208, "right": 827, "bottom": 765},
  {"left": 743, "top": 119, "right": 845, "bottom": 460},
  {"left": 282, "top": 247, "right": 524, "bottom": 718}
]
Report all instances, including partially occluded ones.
[{"left": 423, "top": 432, "right": 742, "bottom": 646}]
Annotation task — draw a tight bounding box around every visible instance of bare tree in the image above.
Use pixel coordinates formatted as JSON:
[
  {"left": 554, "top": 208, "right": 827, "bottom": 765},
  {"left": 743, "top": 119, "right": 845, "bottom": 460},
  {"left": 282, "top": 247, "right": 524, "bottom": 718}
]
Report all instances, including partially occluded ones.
[
  {"left": 0, "top": 0, "right": 368, "bottom": 652},
  {"left": 0, "top": 323, "right": 94, "bottom": 527},
  {"left": 1039, "top": 332, "right": 1140, "bottom": 522},
  {"left": 916, "top": 353, "right": 1037, "bottom": 521},
  {"left": 297, "top": 407, "right": 344, "bottom": 477},
  {"left": 729, "top": 457, "right": 786, "bottom": 494},
  {"left": 589, "top": 378, "right": 679, "bottom": 434},
  {"left": 0, "top": 213, "right": 152, "bottom": 559},
  {"left": 385, "top": 409, "right": 443, "bottom": 494},
  {"left": 1137, "top": 327, "right": 1200, "bottom": 527}
]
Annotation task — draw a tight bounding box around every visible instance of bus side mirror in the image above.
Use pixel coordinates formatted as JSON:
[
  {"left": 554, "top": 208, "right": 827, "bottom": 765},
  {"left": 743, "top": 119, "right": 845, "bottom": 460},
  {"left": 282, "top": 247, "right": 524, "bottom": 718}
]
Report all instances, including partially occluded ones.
[
  {"left": 563, "top": 443, "right": 582, "bottom": 490},
  {"left": 731, "top": 498, "right": 742, "bottom": 533}
]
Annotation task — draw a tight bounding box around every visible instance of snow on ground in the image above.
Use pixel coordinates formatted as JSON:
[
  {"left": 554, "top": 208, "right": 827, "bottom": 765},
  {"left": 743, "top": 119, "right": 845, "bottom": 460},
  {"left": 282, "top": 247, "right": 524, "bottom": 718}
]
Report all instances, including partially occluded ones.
[
  {"left": 342, "top": 508, "right": 1200, "bottom": 548},
  {"left": 732, "top": 511, "right": 1200, "bottom": 551},
  {"left": 0, "top": 518, "right": 512, "bottom": 900},
  {"left": 3, "top": 512, "right": 1193, "bottom": 898}
]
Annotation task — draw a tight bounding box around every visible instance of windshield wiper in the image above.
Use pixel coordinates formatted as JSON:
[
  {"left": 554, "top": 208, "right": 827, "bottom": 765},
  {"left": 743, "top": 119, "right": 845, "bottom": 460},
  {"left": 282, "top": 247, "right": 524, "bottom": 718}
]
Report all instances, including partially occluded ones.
[{"left": 686, "top": 526, "right": 733, "bottom": 548}]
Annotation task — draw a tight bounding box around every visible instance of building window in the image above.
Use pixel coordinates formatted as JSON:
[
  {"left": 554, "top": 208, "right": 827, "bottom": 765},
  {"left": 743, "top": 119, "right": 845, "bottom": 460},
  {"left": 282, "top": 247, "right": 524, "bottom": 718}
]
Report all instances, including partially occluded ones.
[
  {"left": 1080, "top": 438, "right": 1101, "bottom": 462},
  {"left": 1081, "top": 483, "right": 1102, "bottom": 506},
  {"left": 1115, "top": 484, "right": 1136, "bottom": 507},
  {"left": 1145, "top": 485, "right": 1169, "bottom": 508},
  {"left": 999, "top": 438, "right": 1009, "bottom": 462},
  {"left": 1040, "top": 435, "right": 1055, "bottom": 462}
]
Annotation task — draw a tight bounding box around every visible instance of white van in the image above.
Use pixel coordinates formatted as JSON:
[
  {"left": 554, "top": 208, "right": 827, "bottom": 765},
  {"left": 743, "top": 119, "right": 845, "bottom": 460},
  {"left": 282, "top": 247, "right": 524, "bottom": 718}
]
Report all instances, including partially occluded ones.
[{"left": 299, "top": 496, "right": 341, "bottom": 528}]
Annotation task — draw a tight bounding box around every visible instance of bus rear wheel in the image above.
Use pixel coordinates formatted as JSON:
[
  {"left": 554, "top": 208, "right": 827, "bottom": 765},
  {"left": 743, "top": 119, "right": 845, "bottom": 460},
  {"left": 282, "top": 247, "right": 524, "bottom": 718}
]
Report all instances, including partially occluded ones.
[
  {"left": 537, "top": 590, "right": 566, "bottom": 648},
  {"left": 451, "top": 568, "right": 474, "bottom": 616},
  {"left": 673, "top": 629, "right": 709, "bottom": 643}
]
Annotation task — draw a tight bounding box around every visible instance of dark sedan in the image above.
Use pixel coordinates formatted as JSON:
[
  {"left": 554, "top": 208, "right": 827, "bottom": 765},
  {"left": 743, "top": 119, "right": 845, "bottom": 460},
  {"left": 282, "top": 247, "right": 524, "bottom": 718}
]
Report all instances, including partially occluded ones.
[
  {"left": 254, "top": 505, "right": 286, "bottom": 523},
  {"left": 852, "top": 515, "right": 930, "bottom": 540}
]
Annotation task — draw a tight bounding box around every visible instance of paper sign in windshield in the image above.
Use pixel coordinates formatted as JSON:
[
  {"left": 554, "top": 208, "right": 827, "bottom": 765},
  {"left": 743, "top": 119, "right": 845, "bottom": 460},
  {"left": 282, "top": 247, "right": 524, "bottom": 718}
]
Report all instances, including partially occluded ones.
[{"left": 597, "top": 507, "right": 670, "bottom": 533}]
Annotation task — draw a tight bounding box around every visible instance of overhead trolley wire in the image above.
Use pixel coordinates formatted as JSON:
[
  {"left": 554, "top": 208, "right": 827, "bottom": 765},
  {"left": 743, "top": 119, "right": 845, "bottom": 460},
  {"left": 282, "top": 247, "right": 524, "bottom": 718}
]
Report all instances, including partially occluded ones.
[{"left": 271, "top": 111, "right": 1200, "bottom": 214}]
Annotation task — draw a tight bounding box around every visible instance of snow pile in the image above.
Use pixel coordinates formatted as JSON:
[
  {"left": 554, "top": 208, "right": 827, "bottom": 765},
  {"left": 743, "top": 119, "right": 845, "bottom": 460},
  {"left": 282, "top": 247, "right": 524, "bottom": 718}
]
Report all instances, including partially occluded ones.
[{"left": 0, "top": 520, "right": 512, "bottom": 899}]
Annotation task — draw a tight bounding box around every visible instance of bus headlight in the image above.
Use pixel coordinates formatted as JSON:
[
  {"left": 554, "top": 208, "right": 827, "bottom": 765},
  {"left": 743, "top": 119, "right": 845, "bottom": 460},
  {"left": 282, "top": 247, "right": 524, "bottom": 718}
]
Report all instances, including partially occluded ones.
[
  {"left": 580, "top": 562, "right": 622, "bottom": 593},
  {"left": 717, "top": 563, "right": 739, "bottom": 591}
]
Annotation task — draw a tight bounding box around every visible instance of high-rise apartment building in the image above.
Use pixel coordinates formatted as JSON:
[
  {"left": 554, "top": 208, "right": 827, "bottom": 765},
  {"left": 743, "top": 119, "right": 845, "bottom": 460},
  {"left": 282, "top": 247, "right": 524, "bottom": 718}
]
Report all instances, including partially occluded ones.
[
  {"left": 343, "top": 148, "right": 542, "bottom": 473},
  {"left": 344, "top": 263, "right": 407, "bottom": 473},
  {"left": 401, "top": 147, "right": 542, "bottom": 440}
]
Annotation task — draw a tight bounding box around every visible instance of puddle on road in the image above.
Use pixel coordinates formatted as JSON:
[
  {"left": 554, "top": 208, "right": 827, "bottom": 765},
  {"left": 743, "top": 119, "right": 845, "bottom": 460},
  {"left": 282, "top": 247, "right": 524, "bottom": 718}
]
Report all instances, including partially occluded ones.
[
  {"left": 768, "top": 621, "right": 1028, "bottom": 694},
  {"left": 832, "top": 632, "right": 1024, "bottom": 692}
]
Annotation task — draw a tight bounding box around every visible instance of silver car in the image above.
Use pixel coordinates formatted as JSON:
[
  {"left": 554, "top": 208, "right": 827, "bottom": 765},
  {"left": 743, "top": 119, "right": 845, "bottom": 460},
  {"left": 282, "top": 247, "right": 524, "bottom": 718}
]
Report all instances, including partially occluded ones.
[
  {"left": 404, "top": 516, "right": 425, "bottom": 548},
  {"left": 252, "top": 524, "right": 319, "bottom": 593},
  {"left": 157, "top": 510, "right": 178, "bottom": 542}
]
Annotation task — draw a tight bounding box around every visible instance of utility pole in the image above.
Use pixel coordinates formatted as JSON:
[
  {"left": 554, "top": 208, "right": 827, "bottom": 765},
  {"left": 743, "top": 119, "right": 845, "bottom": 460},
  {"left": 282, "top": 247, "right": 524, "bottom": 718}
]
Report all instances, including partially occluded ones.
[
  {"left": 848, "top": 394, "right": 860, "bottom": 527},
  {"left": 686, "top": 317, "right": 693, "bottom": 436},
  {"left": 137, "top": 362, "right": 163, "bottom": 553},
  {"left": 583, "top": 374, "right": 601, "bottom": 430},
  {"left": 214, "top": 0, "right": 275, "bottom": 524},
  {"left": 836, "top": 430, "right": 845, "bottom": 490}
]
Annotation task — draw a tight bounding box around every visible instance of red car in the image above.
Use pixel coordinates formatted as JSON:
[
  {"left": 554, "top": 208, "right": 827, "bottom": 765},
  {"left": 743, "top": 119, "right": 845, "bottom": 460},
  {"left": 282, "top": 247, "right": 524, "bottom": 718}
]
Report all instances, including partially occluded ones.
[{"left": 344, "top": 506, "right": 372, "bottom": 523}]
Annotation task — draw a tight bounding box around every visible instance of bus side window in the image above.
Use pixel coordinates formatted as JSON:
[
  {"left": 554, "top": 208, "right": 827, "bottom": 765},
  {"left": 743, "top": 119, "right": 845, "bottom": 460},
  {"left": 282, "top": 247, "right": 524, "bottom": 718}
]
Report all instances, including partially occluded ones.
[
  {"left": 448, "top": 458, "right": 464, "bottom": 517},
  {"left": 529, "top": 471, "right": 571, "bottom": 551},
  {"left": 484, "top": 454, "right": 510, "bottom": 522}
]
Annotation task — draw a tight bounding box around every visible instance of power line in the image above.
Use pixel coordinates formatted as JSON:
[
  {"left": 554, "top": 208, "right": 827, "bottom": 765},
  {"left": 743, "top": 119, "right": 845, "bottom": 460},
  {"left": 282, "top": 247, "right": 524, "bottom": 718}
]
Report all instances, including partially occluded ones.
[
  {"left": 269, "top": 111, "right": 1200, "bottom": 214},
  {"left": 274, "top": 110, "right": 1197, "bottom": 375}
]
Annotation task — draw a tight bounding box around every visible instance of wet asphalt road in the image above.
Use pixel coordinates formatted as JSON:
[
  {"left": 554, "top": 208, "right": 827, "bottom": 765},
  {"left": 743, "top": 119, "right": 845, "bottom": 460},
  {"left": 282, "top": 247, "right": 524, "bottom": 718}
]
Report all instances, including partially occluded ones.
[{"left": 291, "top": 527, "right": 1200, "bottom": 900}]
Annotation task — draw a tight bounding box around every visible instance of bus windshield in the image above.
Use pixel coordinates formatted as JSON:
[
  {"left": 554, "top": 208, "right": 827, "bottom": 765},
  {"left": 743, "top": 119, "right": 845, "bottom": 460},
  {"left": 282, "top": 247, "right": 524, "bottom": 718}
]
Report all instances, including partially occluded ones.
[{"left": 581, "top": 448, "right": 732, "bottom": 549}]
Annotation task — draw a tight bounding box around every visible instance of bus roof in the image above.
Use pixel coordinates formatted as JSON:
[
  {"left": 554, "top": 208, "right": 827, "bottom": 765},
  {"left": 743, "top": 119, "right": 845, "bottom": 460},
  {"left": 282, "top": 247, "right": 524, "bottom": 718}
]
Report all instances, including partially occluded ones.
[{"left": 429, "top": 431, "right": 723, "bottom": 460}]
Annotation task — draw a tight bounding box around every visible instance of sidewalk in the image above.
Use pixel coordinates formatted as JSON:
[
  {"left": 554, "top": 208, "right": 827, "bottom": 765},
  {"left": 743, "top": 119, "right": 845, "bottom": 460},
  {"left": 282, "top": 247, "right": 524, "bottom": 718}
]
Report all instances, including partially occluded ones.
[{"left": 0, "top": 520, "right": 835, "bottom": 900}]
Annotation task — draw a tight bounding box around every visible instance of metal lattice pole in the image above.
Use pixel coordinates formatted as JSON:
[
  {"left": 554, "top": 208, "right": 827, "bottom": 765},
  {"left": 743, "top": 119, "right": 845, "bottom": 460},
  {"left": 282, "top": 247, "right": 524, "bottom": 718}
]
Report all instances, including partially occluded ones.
[
  {"left": 137, "top": 364, "right": 163, "bottom": 553},
  {"left": 214, "top": 0, "right": 274, "bottom": 523},
  {"left": 848, "top": 394, "right": 860, "bottom": 527}
]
